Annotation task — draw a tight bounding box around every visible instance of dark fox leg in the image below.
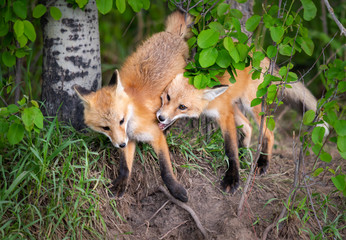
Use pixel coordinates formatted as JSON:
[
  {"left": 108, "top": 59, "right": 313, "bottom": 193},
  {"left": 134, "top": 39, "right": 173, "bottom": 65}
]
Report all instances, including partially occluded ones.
[
  {"left": 251, "top": 104, "right": 274, "bottom": 174},
  {"left": 152, "top": 130, "right": 188, "bottom": 202},
  {"left": 218, "top": 107, "right": 240, "bottom": 193},
  {"left": 109, "top": 141, "right": 136, "bottom": 197}
]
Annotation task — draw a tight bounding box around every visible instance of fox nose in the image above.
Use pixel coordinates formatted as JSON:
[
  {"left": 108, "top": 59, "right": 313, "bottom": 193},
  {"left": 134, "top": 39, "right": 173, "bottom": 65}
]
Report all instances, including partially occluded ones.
[
  {"left": 158, "top": 115, "right": 165, "bottom": 122},
  {"left": 119, "top": 143, "right": 126, "bottom": 148}
]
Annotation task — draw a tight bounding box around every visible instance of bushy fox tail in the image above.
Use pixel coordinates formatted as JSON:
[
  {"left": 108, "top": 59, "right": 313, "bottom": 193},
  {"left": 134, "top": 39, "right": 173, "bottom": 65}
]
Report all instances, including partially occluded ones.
[
  {"left": 165, "top": 11, "right": 193, "bottom": 39},
  {"left": 282, "top": 82, "right": 329, "bottom": 135}
]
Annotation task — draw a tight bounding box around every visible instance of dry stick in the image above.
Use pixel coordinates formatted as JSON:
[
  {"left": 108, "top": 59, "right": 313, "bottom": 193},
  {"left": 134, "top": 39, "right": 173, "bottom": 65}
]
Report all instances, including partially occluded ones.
[
  {"left": 158, "top": 186, "right": 208, "bottom": 238},
  {"left": 159, "top": 220, "right": 189, "bottom": 240},
  {"left": 15, "top": 58, "right": 22, "bottom": 104},
  {"left": 139, "top": 200, "right": 170, "bottom": 228},
  {"left": 323, "top": 0, "right": 346, "bottom": 36}
]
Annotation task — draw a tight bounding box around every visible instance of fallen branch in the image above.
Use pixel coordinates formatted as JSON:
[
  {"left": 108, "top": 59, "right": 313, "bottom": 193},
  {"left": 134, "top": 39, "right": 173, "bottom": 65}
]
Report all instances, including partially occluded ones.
[
  {"left": 139, "top": 200, "right": 170, "bottom": 228},
  {"left": 158, "top": 186, "right": 208, "bottom": 239},
  {"left": 159, "top": 220, "right": 189, "bottom": 239}
]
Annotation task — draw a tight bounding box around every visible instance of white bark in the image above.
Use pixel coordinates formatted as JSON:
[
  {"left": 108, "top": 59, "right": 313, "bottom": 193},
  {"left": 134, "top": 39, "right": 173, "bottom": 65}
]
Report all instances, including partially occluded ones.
[{"left": 42, "top": 0, "right": 101, "bottom": 129}]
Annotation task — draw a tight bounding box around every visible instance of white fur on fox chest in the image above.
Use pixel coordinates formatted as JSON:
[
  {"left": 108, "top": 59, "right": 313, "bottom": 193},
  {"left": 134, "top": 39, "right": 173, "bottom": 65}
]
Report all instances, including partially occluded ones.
[
  {"left": 127, "top": 120, "right": 154, "bottom": 142},
  {"left": 203, "top": 108, "right": 220, "bottom": 119}
]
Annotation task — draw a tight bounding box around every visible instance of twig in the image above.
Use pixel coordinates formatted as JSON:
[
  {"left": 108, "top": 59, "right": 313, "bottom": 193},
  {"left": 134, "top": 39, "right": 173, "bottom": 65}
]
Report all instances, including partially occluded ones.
[
  {"left": 139, "top": 200, "right": 170, "bottom": 227},
  {"left": 323, "top": 0, "right": 346, "bottom": 36},
  {"left": 159, "top": 220, "right": 188, "bottom": 239},
  {"left": 158, "top": 186, "right": 208, "bottom": 238},
  {"left": 15, "top": 57, "right": 22, "bottom": 104}
]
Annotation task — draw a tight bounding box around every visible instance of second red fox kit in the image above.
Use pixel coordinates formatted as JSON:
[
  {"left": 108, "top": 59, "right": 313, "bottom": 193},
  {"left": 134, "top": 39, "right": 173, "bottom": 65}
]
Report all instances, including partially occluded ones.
[
  {"left": 74, "top": 12, "right": 192, "bottom": 202},
  {"left": 157, "top": 58, "right": 328, "bottom": 193}
]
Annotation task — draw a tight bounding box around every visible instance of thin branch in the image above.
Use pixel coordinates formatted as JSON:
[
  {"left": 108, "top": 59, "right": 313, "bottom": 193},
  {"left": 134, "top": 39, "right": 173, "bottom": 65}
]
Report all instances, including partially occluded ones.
[
  {"left": 139, "top": 200, "right": 170, "bottom": 228},
  {"left": 159, "top": 220, "right": 189, "bottom": 239},
  {"left": 158, "top": 186, "right": 208, "bottom": 238},
  {"left": 323, "top": 0, "right": 346, "bottom": 36}
]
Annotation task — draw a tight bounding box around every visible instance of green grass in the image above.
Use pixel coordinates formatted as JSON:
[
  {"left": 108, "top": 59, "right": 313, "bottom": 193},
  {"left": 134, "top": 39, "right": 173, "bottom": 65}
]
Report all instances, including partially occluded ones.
[{"left": 0, "top": 117, "right": 111, "bottom": 239}]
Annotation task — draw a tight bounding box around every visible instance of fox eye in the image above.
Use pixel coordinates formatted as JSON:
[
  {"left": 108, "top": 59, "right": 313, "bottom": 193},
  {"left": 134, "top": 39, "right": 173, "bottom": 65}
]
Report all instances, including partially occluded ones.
[
  {"left": 167, "top": 94, "right": 170, "bottom": 102},
  {"left": 119, "top": 118, "right": 124, "bottom": 125},
  {"left": 178, "top": 104, "right": 187, "bottom": 110},
  {"left": 102, "top": 126, "right": 110, "bottom": 131}
]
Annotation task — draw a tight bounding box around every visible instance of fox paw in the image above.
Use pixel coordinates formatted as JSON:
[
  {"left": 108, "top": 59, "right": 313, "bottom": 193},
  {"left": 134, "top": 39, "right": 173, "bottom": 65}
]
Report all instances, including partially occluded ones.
[
  {"left": 108, "top": 176, "right": 128, "bottom": 198},
  {"left": 221, "top": 175, "right": 240, "bottom": 194},
  {"left": 257, "top": 155, "right": 269, "bottom": 175},
  {"left": 168, "top": 183, "right": 188, "bottom": 202}
]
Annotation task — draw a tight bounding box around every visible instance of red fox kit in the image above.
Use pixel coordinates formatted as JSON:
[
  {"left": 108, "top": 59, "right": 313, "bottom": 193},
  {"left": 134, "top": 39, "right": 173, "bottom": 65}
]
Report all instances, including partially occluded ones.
[
  {"left": 74, "top": 12, "right": 192, "bottom": 202},
  {"left": 157, "top": 57, "right": 328, "bottom": 193}
]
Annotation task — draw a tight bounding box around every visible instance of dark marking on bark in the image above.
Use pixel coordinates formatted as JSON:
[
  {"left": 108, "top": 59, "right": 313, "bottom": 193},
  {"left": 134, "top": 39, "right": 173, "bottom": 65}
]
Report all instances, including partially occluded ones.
[
  {"left": 92, "top": 77, "right": 99, "bottom": 91},
  {"left": 66, "top": 46, "right": 80, "bottom": 52},
  {"left": 69, "top": 34, "right": 79, "bottom": 41},
  {"left": 64, "top": 71, "right": 89, "bottom": 82},
  {"left": 60, "top": 28, "right": 67, "bottom": 33},
  {"left": 52, "top": 51, "right": 60, "bottom": 56},
  {"left": 65, "top": 56, "right": 91, "bottom": 68}
]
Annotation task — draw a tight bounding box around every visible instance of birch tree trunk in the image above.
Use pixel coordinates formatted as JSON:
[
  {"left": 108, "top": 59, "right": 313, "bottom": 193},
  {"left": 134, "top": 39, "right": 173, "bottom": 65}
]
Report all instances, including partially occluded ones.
[
  {"left": 226, "top": 0, "right": 254, "bottom": 38},
  {"left": 41, "top": 0, "right": 101, "bottom": 130}
]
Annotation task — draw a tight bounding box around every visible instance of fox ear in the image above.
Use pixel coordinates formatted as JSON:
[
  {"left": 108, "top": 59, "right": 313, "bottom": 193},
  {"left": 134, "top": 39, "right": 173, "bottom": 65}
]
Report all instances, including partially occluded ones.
[
  {"left": 115, "top": 70, "right": 125, "bottom": 94},
  {"left": 202, "top": 85, "right": 228, "bottom": 101},
  {"left": 109, "top": 69, "right": 118, "bottom": 86},
  {"left": 73, "top": 84, "right": 92, "bottom": 105}
]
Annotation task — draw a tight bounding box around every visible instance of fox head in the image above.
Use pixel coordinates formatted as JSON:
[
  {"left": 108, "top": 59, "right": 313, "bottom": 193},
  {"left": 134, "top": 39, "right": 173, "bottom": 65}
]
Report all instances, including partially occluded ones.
[
  {"left": 74, "top": 70, "right": 133, "bottom": 148},
  {"left": 156, "top": 73, "right": 228, "bottom": 130}
]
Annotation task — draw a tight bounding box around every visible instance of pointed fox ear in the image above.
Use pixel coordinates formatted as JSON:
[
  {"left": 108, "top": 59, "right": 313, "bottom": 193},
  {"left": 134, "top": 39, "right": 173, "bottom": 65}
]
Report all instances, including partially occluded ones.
[
  {"left": 109, "top": 69, "right": 118, "bottom": 86},
  {"left": 73, "top": 84, "right": 92, "bottom": 105},
  {"left": 114, "top": 69, "right": 125, "bottom": 94},
  {"left": 202, "top": 85, "right": 228, "bottom": 101}
]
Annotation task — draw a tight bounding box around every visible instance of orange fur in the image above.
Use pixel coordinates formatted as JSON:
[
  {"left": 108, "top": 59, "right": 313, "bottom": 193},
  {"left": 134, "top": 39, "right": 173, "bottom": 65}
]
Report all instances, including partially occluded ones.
[
  {"left": 157, "top": 57, "right": 324, "bottom": 192},
  {"left": 74, "top": 11, "right": 193, "bottom": 202}
]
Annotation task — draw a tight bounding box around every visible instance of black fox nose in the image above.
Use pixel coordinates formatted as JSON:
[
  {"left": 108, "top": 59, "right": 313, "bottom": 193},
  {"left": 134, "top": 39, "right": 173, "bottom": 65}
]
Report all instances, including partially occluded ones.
[
  {"left": 119, "top": 143, "right": 126, "bottom": 148},
  {"left": 158, "top": 115, "right": 165, "bottom": 122}
]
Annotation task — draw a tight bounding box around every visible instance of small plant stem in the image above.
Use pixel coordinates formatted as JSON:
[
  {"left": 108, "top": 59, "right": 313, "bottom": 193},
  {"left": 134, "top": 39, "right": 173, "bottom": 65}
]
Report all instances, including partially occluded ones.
[{"left": 323, "top": 0, "right": 346, "bottom": 36}]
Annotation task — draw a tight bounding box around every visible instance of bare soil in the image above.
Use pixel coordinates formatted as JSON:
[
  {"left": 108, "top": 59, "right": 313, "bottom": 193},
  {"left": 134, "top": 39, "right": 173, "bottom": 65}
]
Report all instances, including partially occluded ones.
[{"left": 96, "top": 120, "right": 345, "bottom": 240}]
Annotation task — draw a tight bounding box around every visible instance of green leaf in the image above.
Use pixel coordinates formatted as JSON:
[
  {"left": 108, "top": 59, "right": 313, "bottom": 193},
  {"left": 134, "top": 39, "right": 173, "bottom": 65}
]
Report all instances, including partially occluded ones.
[
  {"left": 33, "top": 4, "right": 47, "bottom": 18},
  {"left": 245, "top": 15, "right": 261, "bottom": 32},
  {"left": 76, "top": 0, "right": 88, "bottom": 8},
  {"left": 217, "top": 3, "right": 229, "bottom": 17},
  {"left": 194, "top": 74, "right": 209, "bottom": 89},
  {"left": 187, "top": 37, "right": 197, "bottom": 48},
  {"left": 251, "top": 98, "right": 262, "bottom": 107},
  {"left": 0, "top": 20, "right": 9, "bottom": 37},
  {"left": 17, "top": 35, "right": 28, "bottom": 48},
  {"left": 301, "top": 37, "right": 314, "bottom": 56},
  {"left": 312, "top": 167, "right": 324, "bottom": 177},
  {"left": 223, "top": 37, "right": 239, "bottom": 63},
  {"left": 199, "top": 48, "right": 218, "bottom": 68},
  {"left": 216, "top": 49, "right": 231, "bottom": 68},
  {"left": 50, "top": 6, "right": 62, "bottom": 21},
  {"left": 312, "top": 126, "right": 325, "bottom": 144},
  {"left": 236, "top": 43, "right": 249, "bottom": 61},
  {"left": 279, "top": 44, "right": 294, "bottom": 56},
  {"left": 14, "top": 20, "right": 24, "bottom": 37},
  {"left": 230, "top": 9, "right": 243, "bottom": 19},
  {"left": 209, "top": 22, "right": 224, "bottom": 35},
  {"left": 300, "top": 0, "right": 317, "bottom": 21},
  {"left": 96, "top": 0, "right": 113, "bottom": 15},
  {"left": 128, "top": 0, "right": 143, "bottom": 12},
  {"left": 142, "top": 0, "right": 150, "bottom": 10},
  {"left": 235, "top": 0, "right": 248, "bottom": 2},
  {"left": 16, "top": 48, "right": 27, "bottom": 58},
  {"left": 2, "top": 51, "right": 16, "bottom": 67},
  {"left": 23, "top": 20, "right": 36, "bottom": 42},
  {"left": 197, "top": 29, "right": 219, "bottom": 49},
  {"left": 7, "top": 123, "right": 25, "bottom": 145},
  {"left": 252, "top": 70, "right": 261, "bottom": 80},
  {"left": 303, "top": 109, "right": 315, "bottom": 125},
  {"left": 116, "top": 0, "right": 126, "bottom": 13},
  {"left": 269, "top": 26, "right": 284, "bottom": 43},
  {"left": 267, "top": 45, "right": 277, "bottom": 58},
  {"left": 13, "top": 0, "right": 27, "bottom": 19},
  {"left": 337, "top": 135, "right": 346, "bottom": 153},
  {"left": 331, "top": 175, "right": 346, "bottom": 192},
  {"left": 266, "top": 117, "right": 275, "bottom": 131},
  {"left": 33, "top": 108, "right": 44, "bottom": 129},
  {"left": 334, "top": 120, "right": 346, "bottom": 136},
  {"left": 22, "top": 107, "right": 35, "bottom": 130},
  {"left": 320, "top": 152, "right": 332, "bottom": 163}
]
